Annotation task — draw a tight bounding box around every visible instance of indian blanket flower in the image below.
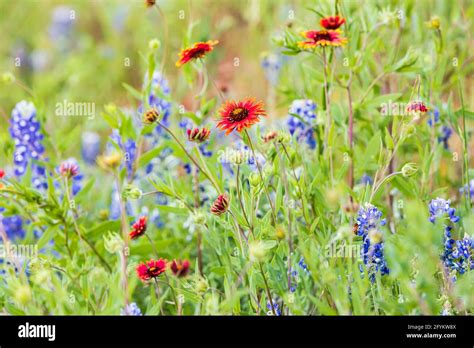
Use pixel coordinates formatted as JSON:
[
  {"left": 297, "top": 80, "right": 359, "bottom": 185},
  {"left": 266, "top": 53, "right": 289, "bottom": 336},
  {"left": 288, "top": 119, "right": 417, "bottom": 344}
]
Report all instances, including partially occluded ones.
[
  {"left": 428, "top": 198, "right": 460, "bottom": 224},
  {"left": 287, "top": 99, "right": 317, "bottom": 149},
  {"left": 320, "top": 15, "right": 346, "bottom": 30},
  {"left": 170, "top": 259, "right": 190, "bottom": 277},
  {"left": 210, "top": 194, "right": 230, "bottom": 215},
  {"left": 120, "top": 302, "right": 143, "bottom": 316},
  {"left": 216, "top": 98, "right": 266, "bottom": 135},
  {"left": 298, "top": 30, "right": 347, "bottom": 48},
  {"left": 0, "top": 169, "right": 4, "bottom": 179},
  {"left": 356, "top": 204, "right": 389, "bottom": 278},
  {"left": 136, "top": 259, "right": 167, "bottom": 281},
  {"left": 175, "top": 40, "right": 218, "bottom": 67},
  {"left": 187, "top": 127, "right": 211, "bottom": 143},
  {"left": 9, "top": 101, "right": 47, "bottom": 190},
  {"left": 129, "top": 216, "right": 147, "bottom": 240}
]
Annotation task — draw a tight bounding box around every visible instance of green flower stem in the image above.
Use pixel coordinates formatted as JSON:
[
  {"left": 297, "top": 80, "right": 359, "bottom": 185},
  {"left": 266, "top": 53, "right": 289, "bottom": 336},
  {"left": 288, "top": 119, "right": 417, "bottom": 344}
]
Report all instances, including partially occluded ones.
[
  {"left": 158, "top": 121, "right": 222, "bottom": 194},
  {"left": 244, "top": 130, "right": 276, "bottom": 226},
  {"left": 63, "top": 176, "right": 112, "bottom": 272}
]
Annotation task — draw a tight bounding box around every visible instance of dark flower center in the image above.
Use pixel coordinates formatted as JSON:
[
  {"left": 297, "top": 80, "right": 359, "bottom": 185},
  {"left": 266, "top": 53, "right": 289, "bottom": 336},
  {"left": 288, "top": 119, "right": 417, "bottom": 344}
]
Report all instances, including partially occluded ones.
[
  {"left": 149, "top": 267, "right": 157, "bottom": 273},
  {"left": 229, "top": 107, "right": 249, "bottom": 122},
  {"left": 315, "top": 31, "right": 333, "bottom": 41}
]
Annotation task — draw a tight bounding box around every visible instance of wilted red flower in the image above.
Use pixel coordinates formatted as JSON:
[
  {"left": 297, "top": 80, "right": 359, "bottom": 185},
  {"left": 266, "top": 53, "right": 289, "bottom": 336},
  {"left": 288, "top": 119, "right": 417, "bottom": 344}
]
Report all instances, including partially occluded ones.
[
  {"left": 211, "top": 194, "right": 230, "bottom": 215},
  {"left": 406, "top": 101, "right": 429, "bottom": 114},
  {"left": 136, "top": 259, "right": 167, "bottom": 281},
  {"left": 216, "top": 98, "right": 266, "bottom": 135},
  {"left": 176, "top": 40, "right": 218, "bottom": 67},
  {"left": 59, "top": 161, "right": 79, "bottom": 178},
  {"left": 298, "top": 30, "right": 347, "bottom": 48},
  {"left": 129, "top": 216, "right": 147, "bottom": 240},
  {"left": 145, "top": 0, "right": 156, "bottom": 8},
  {"left": 143, "top": 108, "right": 160, "bottom": 124},
  {"left": 263, "top": 130, "right": 278, "bottom": 143},
  {"left": 320, "top": 16, "right": 346, "bottom": 30},
  {"left": 0, "top": 169, "right": 5, "bottom": 179},
  {"left": 187, "top": 127, "right": 211, "bottom": 143},
  {"left": 170, "top": 259, "right": 190, "bottom": 277}
]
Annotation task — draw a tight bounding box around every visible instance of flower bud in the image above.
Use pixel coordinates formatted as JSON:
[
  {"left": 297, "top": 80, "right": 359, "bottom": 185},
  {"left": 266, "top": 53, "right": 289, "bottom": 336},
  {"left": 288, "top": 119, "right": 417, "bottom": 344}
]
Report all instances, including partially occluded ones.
[
  {"left": 103, "top": 231, "right": 124, "bottom": 254},
  {"left": 428, "top": 16, "right": 440, "bottom": 29},
  {"left": 275, "top": 225, "right": 286, "bottom": 240},
  {"left": 14, "top": 285, "right": 32, "bottom": 306},
  {"left": 1, "top": 72, "right": 15, "bottom": 84},
  {"left": 249, "top": 241, "right": 267, "bottom": 262},
  {"left": 276, "top": 131, "right": 291, "bottom": 144},
  {"left": 123, "top": 184, "right": 143, "bottom": 200},
  {"left": 187, "top": 127, "right": 211, "bottom": 143},
  {"left": 401, "top": 162, "right": 418, "bottom": 177},
  {"left": 249, "top": 172, "right": 261, "bottom": 187},
  {"left": 143, "top": 108, "right": 160, "bottom": 124},
  {"left": 210, "top": 194, "right": 230, "bottom": 215},
  {"left": 148, "top": 38, "right": 161, "bottom": 50},
  {"left": 195, "top": 277, "right": 209, "bottom": 295}
]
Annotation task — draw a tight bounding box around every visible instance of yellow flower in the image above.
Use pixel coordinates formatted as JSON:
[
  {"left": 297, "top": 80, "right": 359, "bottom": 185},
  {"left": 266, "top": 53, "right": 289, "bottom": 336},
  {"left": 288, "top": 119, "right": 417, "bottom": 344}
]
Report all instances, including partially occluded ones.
[{"left": 97, "top": 152, "right": 122, "bottom": 170}]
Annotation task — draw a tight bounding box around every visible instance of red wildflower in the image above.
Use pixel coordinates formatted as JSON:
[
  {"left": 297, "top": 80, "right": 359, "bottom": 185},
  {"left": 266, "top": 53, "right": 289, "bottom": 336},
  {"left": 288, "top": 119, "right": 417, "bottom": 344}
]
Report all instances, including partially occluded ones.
[
  {"left": 263, "top": 131, "right": 278, "bottom": 143},
  {"left": 298, "top": 30, "right": 347, "bottom": 48},
  {"left": 143, "top": 108, "right": 160, "bottom": 124},
  {"left": 170, "top": 259, "right": 190, "bottom": 277},
  {"left": 406, "top": 101, "right": 429, "bottom": 114},
  {"left": 320, "top": 16, "right": 346, "bottom": 30},
  {"left": 129, "top": 216, "right": 147, "bottom": 240},
  {"left": 176, "top": 40, "right": 218, "bottom": 67},
  {"left": 187, "top": 127, "right": 211, "bottom": 143},
  {"left": 136, "top": 259, "right": 167, "bottom": 281},
  {"left": 59, "top": 161, "right": 79, "bottom": 178},
  {"left": 216, "top": 98, "right": 266, "bottom": 135},
  {"left": 211, "top": 194, "right": 230, "bottom": 215},
  {"left": 0, "top": 169, "right": 5, "bottom": 179}
]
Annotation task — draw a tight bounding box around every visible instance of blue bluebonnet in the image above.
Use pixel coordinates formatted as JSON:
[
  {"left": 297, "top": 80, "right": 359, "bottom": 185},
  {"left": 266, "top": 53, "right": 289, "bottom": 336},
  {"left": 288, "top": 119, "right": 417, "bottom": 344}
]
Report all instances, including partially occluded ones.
[
  {"left": 0, "top": 215, "right": 26, "bottom": 241},
  {"left": 9, "top": 101, "right": 47, "bottom": 190},
  {"left": 266, "top": 301, "right": 281, "bottom": 316},
  {"left": 438, "top": 126, "right": 452, "bottom": 150},
  {"left": 428, "top": 198, "right": 472, "bottom": 278},
  {"left": 460, "top": 179, "right": 474, "bottom": 202},
  {"left": 49, "top": 6, "right": 75, "bottom": 48},
  {"left": 120, "top": 302, "right": 143, "bottom": 316},
  {"left": 359, "top": 174, "right": 373, "bottom": 185},
  {"left": 289, "top": 257, "right": 310, "bottom": 293},
  {"left": 108, "top": 130, "right": 136, "bottom": 180},
  {"left": 261, "top": 52, "right": 283, "bottom": 86},
  {"left": 356, "top": 204, "right": 389, "bottom": 278},
  {"left": 427, "top": 107, "right": 452, "bottom": 149},
  {"left": 428, "top": 198, "right": 460, "bottom": 224},
  {"left": 287, "top": 99, "right": 317, "bottom": 149},
  {"left": 81, "top": 131, "right": 101, "bottom": 165},
  {"left": 142, "top": 70, "right": 172, "bottom": 136}
]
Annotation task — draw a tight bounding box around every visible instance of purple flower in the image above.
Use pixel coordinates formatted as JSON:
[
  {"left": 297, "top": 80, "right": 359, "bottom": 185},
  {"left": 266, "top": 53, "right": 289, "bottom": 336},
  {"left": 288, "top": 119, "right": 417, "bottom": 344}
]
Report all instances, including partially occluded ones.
[
  {"left": 287, "top": 99, "right": 317, "bottom": 149},
  {"left": 428, "top": 198, "right": 460, "bottom": 224}
]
